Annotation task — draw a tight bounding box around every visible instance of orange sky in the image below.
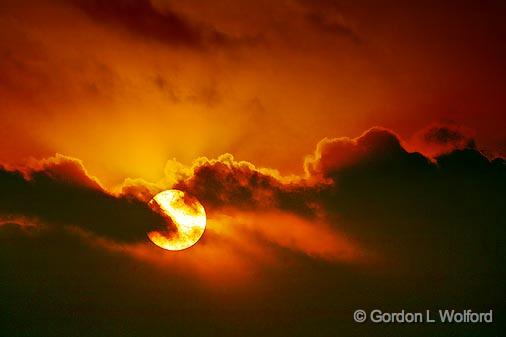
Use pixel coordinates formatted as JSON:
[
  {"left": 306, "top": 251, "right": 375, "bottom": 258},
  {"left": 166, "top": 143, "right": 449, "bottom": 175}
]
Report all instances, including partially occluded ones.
[
  {"left": 1, "top": 3, "right": 505, "bottom": 336},
  {"left": 1, "top": 0, "right": 505, "bottom": 186}
]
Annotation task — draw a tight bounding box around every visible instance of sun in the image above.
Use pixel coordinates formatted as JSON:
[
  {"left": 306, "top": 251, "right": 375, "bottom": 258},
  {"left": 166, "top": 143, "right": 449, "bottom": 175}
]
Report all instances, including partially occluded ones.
[{"left": 147, "top": 189, "right": 206, "bottom": 251}]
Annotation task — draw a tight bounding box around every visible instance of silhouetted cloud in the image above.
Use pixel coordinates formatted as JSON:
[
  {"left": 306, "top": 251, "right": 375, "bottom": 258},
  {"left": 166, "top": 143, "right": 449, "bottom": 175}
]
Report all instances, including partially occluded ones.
[
  {"left": 424, "top": 125, "right": 474, "bottom": 147},
  {"left": 171, "top": 127, "right": 505, "bottom": 276},
  {"left": 171, "top": 154, "right": 318, "bottom": 217},
  {"left": 1, "top": 127, "right": 505, "bottom": 337},
  {"left": 410, "top": 123, "right": 476, "bottom": 157},
  {"left": 0, "top": 155, "right": 167, "bottom": 243}
]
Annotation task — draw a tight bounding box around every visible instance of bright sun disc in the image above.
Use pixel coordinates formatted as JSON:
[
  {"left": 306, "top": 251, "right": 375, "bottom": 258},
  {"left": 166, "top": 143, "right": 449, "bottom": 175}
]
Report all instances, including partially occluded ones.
[{"left": 147, "top": 189, "right": 206, "bottom": 251}]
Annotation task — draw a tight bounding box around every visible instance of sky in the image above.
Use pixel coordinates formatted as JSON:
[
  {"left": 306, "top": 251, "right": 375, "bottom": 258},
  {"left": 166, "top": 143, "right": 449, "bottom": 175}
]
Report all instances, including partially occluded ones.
[
  {"left": 1, "top": 1, "right": 505, "bottom": 336},
  {"left": 1, "top": 0, "right": 505, "bottom": 186}
]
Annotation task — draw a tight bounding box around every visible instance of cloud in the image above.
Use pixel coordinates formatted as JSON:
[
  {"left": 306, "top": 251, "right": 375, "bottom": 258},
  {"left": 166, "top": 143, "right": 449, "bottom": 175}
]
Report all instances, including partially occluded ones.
[
  {"left": 166, "top": 127, "right": 505, "bottom": 271},
  {"left": 160, "top": 127, "right": 504, "bottom": 231},
  {"left": 304, "top": 127, "right": 414, "bottom": 177},
  {"left": 408, "top": 123, "right": 476, "bottom": 157},
  {"left": 169, "top": 128, "right": 435, "bottom": 220},
  {"left": 170, "top": 153, "right": 318, "bottom": 218},
  {"left": 0, "top": 154, "right": 168, "bottom": 243},
  {"left": 73, "top": 0, "right": 260, "bottom": 49},
  {"left": 1, "top": 126, "right": 505, "bottom": 337}
]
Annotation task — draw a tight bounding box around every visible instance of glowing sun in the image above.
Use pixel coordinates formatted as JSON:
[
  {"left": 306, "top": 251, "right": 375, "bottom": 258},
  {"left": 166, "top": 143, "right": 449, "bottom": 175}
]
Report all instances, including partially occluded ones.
[{"left": 147, "top": 189, "right": 206, "bottom": 251}]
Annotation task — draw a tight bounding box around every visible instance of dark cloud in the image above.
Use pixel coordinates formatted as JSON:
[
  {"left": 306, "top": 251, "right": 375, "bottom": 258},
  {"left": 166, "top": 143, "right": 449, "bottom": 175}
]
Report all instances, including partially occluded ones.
[
  {"left": 174, "top": 127, "right": 506, "bottom": 277},
  {"left": 0, "top": 224, "right": 219, "bottom": 337},
  {"left": 174, "top": 128, "right": 434, "bottom": 216},
  {"left": 311, "top": 130, "right": 505, "bottom": 265},
  {"left": 73, "top": 0, "right": 260, "bottom": 49},
  {"left": 1, "top": 128, "right": 505, "bottom": 337},
  {"left": 305, "top": 128, "right": 418, "bottom": 177},
  {"left": 423, "top": 126, "right": 473, "bottom": 146},
  {"left": 172, "top": 155, "right": 317, "bottom": 217},
  {"left": 411, "top": 124, "right": 477, "bottom": 157},
  {"left": 0, "top": 155, "right": 168, "bottom": 243},
  {"left": 172, "top": 129, "right": 505, "bottom": 229}
]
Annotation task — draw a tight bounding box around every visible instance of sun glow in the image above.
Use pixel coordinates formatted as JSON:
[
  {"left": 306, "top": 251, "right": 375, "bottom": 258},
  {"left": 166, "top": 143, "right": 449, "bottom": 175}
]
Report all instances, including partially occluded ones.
[{"left": 148, "top": 189, "right": 206, "bottom": 251}]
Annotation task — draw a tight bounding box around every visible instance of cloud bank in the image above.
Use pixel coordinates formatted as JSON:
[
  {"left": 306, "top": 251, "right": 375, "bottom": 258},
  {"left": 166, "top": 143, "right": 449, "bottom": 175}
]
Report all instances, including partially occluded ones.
[
  {"left": 0, "top": 154, "right": 167, "bottom": 243},
  {"left": 1, "top": 126, "right": 504, "bottom": 337}
]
